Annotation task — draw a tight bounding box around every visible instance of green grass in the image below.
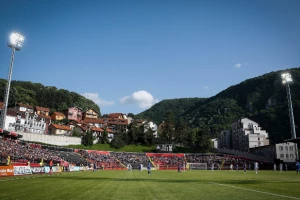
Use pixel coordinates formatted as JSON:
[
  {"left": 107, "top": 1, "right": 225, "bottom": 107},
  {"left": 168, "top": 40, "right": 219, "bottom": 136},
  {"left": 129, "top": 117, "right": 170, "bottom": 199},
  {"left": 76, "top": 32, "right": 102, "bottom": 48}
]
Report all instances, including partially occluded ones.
[
  {"left": 67, "top": 144, "right": 156, "bottom": 152},
  {"left": 1, "top": 170, "right": 300, "bottom": 200}
]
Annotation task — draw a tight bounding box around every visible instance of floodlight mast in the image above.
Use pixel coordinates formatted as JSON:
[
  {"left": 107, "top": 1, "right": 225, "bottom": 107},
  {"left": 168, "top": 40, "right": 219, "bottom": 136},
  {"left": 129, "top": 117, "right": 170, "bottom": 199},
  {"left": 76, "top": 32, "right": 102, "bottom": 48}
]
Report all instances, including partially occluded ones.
[
  {"left": 281, "top": 72, "right": 297, "bottom": 139},
  {"left": 0, "top": 32, "right": 24, "bottom": 130}
]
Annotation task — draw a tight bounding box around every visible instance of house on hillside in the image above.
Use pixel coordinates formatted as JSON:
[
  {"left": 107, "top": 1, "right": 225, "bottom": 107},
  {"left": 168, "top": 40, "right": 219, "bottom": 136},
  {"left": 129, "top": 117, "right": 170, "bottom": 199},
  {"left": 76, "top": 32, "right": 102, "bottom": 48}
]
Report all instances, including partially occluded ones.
[
  {"left": 107, "top": 118, "right": 128, "bottom": 133},
  {"left": 74, "top": 125, "right": 87, "bottom": 134},
  {"left": 82, "top": 109, "right": 98, "bottom": 120},
  {"left": 48, "top": 124, "right": 72, "bottom": 135},
  {"left": 64, "top": 107, "right": 83, "bottom": 121},
  {"left": 51, "top": 112, "right": 66, "bottom": 121},
  {"left": 16, "top": 103, "right": 34, "bottom": 113},
  {"left": 67, "top": 119, "right": 82, "bottom": 130},
  {"left": 83, "top": 118, "right": 106, "bottom": 128},
  {"left": 4, "top": 108, "right": 51, "bottom": 134},
  {"left": 108, "top": 113, "right": 127, "bottom": 119},
  {"left": 35, "top": 106, "right": 50, "bottom": 116}
]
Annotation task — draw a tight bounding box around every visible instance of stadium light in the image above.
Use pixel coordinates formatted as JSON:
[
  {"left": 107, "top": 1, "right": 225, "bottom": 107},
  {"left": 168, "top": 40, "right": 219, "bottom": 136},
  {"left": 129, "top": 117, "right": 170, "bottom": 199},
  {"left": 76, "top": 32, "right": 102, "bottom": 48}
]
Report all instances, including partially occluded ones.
[
  {"left": 281, "top": 73, "right": 293, "bottom": 84},
  {"left": 0, "top": 32, "right": 25, "bottom": 130},
  {"left": 281, "top": 71, "right": 297, "bottom": 139}
]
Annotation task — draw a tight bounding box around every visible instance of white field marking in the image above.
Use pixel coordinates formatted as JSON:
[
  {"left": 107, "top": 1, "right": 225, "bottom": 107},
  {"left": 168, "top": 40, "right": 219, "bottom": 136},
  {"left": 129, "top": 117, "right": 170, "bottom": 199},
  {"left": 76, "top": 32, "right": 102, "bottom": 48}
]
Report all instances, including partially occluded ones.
[{"left": 209, "top": 182, "right": 300, "bottom": 200}]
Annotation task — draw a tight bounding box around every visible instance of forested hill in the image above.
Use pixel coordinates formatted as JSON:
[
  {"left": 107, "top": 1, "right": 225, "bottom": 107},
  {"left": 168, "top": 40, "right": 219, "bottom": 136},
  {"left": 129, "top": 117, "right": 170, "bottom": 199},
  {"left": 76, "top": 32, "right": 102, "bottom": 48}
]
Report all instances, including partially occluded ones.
[
  {"left": 137, "top": 98, "right": 205, "bottom": 123},
  {"left": 138, "top": 67, "right": 300, "bottom": 144},
  {"left": 0, "top": 79, "right": 100, "bottom": 115}
]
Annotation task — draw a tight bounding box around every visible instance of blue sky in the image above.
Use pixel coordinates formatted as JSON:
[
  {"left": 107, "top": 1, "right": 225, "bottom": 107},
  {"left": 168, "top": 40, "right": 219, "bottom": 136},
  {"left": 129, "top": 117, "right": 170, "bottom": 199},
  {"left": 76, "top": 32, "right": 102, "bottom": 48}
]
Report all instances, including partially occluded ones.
[{"left": 0, "top": 0, "right": 300, "bottom": 115}]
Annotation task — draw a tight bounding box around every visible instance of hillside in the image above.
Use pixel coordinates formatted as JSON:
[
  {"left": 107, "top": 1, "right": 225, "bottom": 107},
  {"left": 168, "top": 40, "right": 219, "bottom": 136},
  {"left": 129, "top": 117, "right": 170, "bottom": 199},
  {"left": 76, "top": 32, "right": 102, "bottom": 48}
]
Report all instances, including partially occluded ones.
[
  {"left": 0, "top": 79, "right": 100, "bottom": 115},
  {"left": 138, "top": 68, "right": 300, "bottom": 144},
  {"left": 137, "top": 98, "right": 205, "bottom": 123}
]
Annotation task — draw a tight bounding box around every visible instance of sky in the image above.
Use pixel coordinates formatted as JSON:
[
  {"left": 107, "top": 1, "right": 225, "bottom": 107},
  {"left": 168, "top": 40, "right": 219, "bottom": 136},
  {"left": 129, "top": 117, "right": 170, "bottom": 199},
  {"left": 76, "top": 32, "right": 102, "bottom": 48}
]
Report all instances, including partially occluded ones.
[{"left": 0, "top": 0, "right": 300, "bottom": 115}]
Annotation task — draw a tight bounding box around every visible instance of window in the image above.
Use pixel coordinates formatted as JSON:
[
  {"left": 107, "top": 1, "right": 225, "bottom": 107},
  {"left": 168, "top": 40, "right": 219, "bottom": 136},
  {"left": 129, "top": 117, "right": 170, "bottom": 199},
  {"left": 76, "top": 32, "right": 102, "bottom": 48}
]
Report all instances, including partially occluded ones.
[
  {"left": 279, "top": 146, "right": 283, "bottom": 151},
  {"left": 285, "top": 146, "right": 288, "bottom": 151},
  {"left": 290, "top": 146, "right": 294, "bottom": 151},
  {"left": 286, "top": 154, "right": 289, "bottom": 158},
  {"left": 280, "top": 154, "right": 284, "bottom": 158},
  {"left": 290, "top": 154, "right": 294, "bottom": 158}
]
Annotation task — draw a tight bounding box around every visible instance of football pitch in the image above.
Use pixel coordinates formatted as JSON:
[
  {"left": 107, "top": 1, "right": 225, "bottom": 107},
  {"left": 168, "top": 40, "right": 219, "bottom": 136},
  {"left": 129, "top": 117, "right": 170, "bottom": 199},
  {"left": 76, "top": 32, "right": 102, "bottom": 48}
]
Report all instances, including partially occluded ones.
[{"left": 0, "top": 170, "right": 299, "bottom": 200}]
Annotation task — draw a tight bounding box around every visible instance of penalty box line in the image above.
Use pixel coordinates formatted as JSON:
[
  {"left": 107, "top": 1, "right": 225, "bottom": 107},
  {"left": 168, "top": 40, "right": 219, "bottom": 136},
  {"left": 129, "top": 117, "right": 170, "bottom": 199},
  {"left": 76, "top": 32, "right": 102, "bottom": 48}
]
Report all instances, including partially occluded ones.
[{"left": 209, "top": 182, "right": 300, "bottom": 200}]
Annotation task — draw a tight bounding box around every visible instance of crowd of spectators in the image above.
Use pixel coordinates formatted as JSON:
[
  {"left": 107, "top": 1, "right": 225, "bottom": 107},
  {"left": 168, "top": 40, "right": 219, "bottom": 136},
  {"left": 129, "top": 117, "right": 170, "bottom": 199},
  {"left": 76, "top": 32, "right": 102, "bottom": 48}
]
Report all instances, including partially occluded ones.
[
  {"left": 0, "top": 139, "right": 61, "bottom": 164},
  {"left": 1, "top": 138, "right": 267, "bottom": 170},
  {"left": 0, "top": 139, "right": 90, "bottom": 166}
]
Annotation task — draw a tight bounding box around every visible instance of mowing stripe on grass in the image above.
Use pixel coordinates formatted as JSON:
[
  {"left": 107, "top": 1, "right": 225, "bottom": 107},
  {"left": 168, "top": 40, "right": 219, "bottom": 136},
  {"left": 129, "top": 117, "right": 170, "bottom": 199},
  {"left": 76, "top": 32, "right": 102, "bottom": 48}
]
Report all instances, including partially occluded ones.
[{"left": 209, "top": 182, "right": 300, "bottom": 200}]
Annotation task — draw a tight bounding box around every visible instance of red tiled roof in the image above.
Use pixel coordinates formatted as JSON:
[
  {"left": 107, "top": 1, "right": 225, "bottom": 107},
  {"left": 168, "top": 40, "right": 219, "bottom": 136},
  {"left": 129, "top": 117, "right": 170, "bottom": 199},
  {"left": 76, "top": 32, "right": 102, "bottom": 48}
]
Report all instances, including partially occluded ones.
[
  {"left": 18, "top": 103, "right": 34, "bottom": 109},
  {"left": 83, "top": 118, "right": 104, "bottom": 124},
  {"left": 106, "top": 128, "right": 113, "bottom": 133},
  {"left": 52, "top": 112, "right": 66, "bottom": 117},
  {"left": 38, "top": 113, "right": 51, "bottom": 120},
  {"left": 69, "top": 119, "right": 82, "bottom": 124},
  {"left": 35, "top": 106, "right": 50, "bottom": 112},
  {"left": 108, "top": 113, "right": 123, "bottom": 118},
  {"left": 49, "top": 124, "right": 72, "bottom": 131},
  {"left": 83, "top": 108, "right": 98, "bottom": 114},
  {"left": 77, "top": 125, "right": 87, "bottom": 131},
  {"left": 5, "top": 108, "right": 51, "bottom": 123},
  {"left": 107, "top": 118, "right": 128, "bottom": 125},
  {"left": 91, "top": 127, "right": 104, "bottom": 132}
]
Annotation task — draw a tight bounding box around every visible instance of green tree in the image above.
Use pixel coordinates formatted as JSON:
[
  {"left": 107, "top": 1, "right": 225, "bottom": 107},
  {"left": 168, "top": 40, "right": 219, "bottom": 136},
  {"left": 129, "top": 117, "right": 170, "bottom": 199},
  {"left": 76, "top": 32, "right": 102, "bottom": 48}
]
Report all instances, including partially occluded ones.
[
  {"left": 127, "top": 113, "right": 135, "bottom": 118},
  {"left": 127, "top": 122, "right": 139, "bottom": 144},
  {"left": 110, "top": 134, "right": 126, "bottom": 149},
  {"left": 81, "top": 130, "right": 94, "bottom": 146},
  {"left": 175, "top": 119, "right": 188, "bottom": 146},
  {"left": 145, "top": 127, "right": 154, "bottom": 145},
  {"left": 102, "top": 129, "right": 109, "bottom": 144},
  {"left": 72, "top": 129, "right": 81, "bottom": 137},
  {"left": 194, "top": 126, "right": 212, "bottom": 152},
  {"left": 162, "top": 110, "right": 175, "bottom": 144}
]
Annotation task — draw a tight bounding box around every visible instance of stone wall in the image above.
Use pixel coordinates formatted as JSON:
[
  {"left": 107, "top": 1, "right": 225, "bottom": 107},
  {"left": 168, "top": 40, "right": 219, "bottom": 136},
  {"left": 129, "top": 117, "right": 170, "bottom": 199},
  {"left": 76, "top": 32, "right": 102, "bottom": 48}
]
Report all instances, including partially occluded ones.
[{"left": 18, "top": 131, "right": 81, "bottom": 146}]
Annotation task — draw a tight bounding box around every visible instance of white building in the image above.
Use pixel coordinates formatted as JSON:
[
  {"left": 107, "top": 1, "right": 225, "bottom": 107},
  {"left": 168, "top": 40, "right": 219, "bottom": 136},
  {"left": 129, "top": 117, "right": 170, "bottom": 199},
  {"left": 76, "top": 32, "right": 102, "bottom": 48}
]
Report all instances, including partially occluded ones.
[
  {"left": 231, "top": 118, "right": 269, "bottom": 152},
  {"left": 4, "top": 109, "right": 51, "bottom": 134},
  {"left": 250, "top": 142, "right": 298, "bottom": 163},
  {"left": 212, "top": 138, "right": 218, "bottom": 148},
  {"left": 276, "top": 142, "right": 298, "bottom": 162},
  {"left": 144, "top": 121, "right": 158, "bottom": 138}
]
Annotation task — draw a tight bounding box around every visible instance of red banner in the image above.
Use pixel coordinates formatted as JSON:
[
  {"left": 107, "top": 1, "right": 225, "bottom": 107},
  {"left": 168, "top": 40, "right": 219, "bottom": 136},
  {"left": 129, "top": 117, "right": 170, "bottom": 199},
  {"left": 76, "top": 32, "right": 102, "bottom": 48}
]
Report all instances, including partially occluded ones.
[
  {"left": 146, "top": 153, "right": 184, "bottom": 157},
  {"left": 87, "top": 150, "right": 110, "bottom": 155},
  {"left": 0, "top": 165, "right": 14, "bottom": 176}
]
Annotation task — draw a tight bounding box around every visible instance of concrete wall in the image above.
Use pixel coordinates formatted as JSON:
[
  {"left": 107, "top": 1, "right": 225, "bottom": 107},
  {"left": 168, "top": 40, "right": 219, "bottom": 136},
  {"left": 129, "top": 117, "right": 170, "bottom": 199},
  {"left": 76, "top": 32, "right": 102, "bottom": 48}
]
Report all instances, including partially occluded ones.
[{"left": 18, "top": 131, "right": 81, "bottom": 146}]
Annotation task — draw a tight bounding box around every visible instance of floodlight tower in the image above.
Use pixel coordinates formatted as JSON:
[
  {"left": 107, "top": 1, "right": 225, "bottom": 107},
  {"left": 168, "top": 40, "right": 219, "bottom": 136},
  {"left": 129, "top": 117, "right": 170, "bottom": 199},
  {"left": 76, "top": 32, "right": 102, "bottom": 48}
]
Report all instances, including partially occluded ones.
[
  {"left": 0, "top": 32, "right": 25, "bottom": 130},
  {"left": 281, "top": 72, "right": 297, "bottom": 139}
]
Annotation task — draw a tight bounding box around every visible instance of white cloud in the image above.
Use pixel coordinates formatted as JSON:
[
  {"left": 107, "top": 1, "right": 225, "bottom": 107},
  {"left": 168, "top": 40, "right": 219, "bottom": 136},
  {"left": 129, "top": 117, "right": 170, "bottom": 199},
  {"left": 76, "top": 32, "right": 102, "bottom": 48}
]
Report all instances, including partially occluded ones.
[
  {"left": 234, "top": 63, "right": 242, "bottom": 68},
  {"left": 234, "top": 62, "right": 249, "bottom": 68},
  {"left": 120, "top": 90, "right": 159, "bottom": 109},
  {"left": 82, "top": 93, "right": 114, "bottom": 106},
  {"left": 204, "top": 86, "right": 209, "bottom": 90}
]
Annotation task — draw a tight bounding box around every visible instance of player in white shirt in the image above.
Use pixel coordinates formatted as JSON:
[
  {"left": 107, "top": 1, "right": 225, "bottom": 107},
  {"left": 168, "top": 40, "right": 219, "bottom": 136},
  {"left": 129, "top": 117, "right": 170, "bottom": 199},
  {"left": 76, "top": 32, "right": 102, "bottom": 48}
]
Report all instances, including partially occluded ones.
[
  {"left": 211, "top": 163, "right": 214, "bottom": 172},
  {"left": 273, "top": 164, "right": 277, "bottom": 171},
  {"left": 127, "top": 164, "right": 132, "bottom": 172},
  {"left": 230, "top": 164, "right": 233, "bottom": 171},
  {"left": 254, "top": 162, "right": 258, "bottom": 174},
  {"left": 139, "top": 164, "right": 143, "bottom": 171},
  {"left": 279, "top": 163, "right": 283, "bottom": 172}
]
